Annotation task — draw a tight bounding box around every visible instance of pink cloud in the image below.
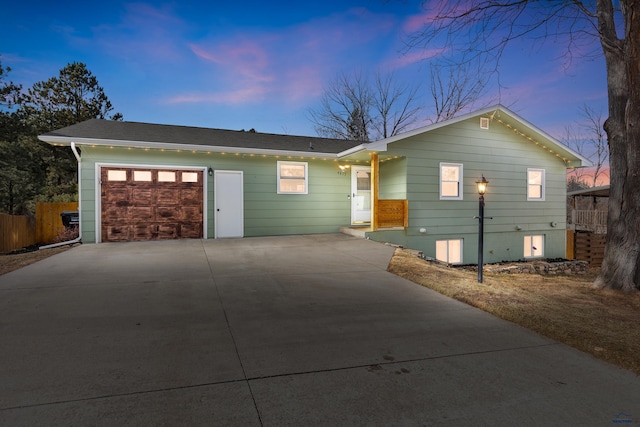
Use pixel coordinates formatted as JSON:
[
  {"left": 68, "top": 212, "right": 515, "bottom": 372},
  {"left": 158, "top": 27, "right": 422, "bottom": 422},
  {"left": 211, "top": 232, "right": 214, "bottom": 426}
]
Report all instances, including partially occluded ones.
[
  {"left": 166, "top": 85, "right": 269, "bottom": 105},
  {"left": 384, "top": 48, "right": 447, "bottom": 70},
  {"left": 402, "top": 1, "right": 475, "bottom": 33},
  {"left": 189, "top": 41, "right": 274, "bottom": 83}
]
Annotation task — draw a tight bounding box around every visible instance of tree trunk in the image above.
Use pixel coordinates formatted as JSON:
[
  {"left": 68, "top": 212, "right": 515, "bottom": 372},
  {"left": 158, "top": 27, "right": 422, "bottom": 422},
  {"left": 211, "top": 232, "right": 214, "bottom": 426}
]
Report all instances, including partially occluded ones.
[{"left": 594, "top": 0, "right": 640, "bottom": 291}]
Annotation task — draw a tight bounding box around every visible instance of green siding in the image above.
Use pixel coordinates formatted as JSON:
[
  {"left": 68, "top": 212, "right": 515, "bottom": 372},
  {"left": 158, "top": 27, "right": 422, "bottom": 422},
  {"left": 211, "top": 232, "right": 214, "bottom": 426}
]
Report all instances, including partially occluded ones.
[
  {"left": 78, "top": 147, "right": 351, "bottom": 243},
  {"left": 379, "top": 157, "right": 407, "bottom": 199},
  {"left": 368, "top": 116, "right": 568, "bottom": 261}
]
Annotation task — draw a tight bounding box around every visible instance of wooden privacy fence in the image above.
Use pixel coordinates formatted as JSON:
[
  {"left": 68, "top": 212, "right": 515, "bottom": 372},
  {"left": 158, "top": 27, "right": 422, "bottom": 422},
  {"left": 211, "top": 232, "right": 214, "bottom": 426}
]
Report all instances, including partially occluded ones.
[
  {"left": 0, "top": 202, "right": 78, "bottom": 252},
  {"left": 569, "top": 231, "right": 606, "bottom": 268},
  {"left": 36, "top": 202, "right": 78, "bottom": 244},
  {"left": 375, "top": 199, "right": 408, "bottom": 229},
  {"left": 0, "top": 213, "right": 36, "bottom": 253}
]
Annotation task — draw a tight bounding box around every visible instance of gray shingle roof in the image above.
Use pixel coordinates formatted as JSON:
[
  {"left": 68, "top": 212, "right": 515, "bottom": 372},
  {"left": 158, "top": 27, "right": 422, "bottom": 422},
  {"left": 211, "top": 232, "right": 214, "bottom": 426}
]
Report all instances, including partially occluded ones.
[{"left": 40, "top": 119, "right": 361, "bottom": 154}]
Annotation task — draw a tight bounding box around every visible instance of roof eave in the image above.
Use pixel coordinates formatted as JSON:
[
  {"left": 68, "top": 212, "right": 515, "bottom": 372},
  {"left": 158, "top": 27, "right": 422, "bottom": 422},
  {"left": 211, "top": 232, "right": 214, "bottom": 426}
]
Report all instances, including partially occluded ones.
[{"left": 38, "top": 135, "right": 340, "bottom": 159}]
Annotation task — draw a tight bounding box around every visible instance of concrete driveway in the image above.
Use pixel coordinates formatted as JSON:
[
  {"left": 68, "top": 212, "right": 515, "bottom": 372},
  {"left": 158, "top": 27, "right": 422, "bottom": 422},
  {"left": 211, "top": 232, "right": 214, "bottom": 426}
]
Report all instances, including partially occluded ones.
[{"left": 1, "top": 234, "right": 639, "bottom": 426}]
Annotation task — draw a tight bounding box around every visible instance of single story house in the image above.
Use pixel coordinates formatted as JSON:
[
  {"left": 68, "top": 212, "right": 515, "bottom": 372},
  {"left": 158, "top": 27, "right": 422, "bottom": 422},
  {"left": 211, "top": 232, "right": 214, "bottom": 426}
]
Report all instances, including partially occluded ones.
[{"left": 39, "top": 105, "right": 591, "bottom": 264}]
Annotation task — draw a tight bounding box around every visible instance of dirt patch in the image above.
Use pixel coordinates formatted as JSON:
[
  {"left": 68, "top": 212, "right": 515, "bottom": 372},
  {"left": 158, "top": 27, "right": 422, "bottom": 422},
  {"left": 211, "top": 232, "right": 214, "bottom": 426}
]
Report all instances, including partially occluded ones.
[
  {"left": 0, "top": 245, "right": 77, "bottom": 276},
  {"left": 388, "top": 248, "right": 640, "bottom": 376}
]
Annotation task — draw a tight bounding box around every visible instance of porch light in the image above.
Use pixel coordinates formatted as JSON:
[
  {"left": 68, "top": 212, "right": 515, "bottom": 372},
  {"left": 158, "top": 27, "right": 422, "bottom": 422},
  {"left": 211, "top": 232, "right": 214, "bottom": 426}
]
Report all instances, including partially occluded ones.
[
  {"left": 476, "top": 175, "right": 488, "bottom": 195},
  {"left": 475, "top": 175, "right": 489, "bottom": 283}
]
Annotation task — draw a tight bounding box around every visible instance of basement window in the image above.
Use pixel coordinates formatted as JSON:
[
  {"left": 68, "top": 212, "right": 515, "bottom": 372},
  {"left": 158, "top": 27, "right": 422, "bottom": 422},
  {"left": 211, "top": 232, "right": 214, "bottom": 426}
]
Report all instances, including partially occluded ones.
[
  {"left": 524, "top": 235, "right": 544, "bottom": 258},
  {"left": 436, "top": 239, "right": 463, "bottom": 264}
]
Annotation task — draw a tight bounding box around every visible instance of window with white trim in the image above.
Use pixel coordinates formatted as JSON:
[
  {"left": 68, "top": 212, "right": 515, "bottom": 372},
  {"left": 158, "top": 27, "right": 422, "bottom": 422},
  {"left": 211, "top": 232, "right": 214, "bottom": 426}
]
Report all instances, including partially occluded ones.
[
  {"left": 527, "top": 168, "right": 545, "bottom": 200},
  {"left": 440, "top": 163, "right": 463, "bottom": 200},
  {"left": 436, "top": 239, "right": 463, "bottom": 264},
  {"left": 524, "top": 235, "right": 544, "bottom": 258},
  {"left": 277, "top": 161, "right": 308, "bottom": 194}
]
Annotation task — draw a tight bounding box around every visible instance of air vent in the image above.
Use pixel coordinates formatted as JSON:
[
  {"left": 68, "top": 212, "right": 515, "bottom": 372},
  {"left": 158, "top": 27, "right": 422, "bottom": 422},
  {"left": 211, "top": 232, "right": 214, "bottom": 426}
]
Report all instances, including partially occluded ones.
[{"left": 480, "top": 117, "right": 490, "bottom": 129}]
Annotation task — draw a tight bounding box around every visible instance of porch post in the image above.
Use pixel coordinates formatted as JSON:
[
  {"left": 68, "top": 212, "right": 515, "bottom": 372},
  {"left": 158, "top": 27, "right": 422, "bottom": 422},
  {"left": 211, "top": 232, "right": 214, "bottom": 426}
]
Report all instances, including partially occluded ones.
[{"left": 371, "top": 152, "right": 379, "bottom": 231}]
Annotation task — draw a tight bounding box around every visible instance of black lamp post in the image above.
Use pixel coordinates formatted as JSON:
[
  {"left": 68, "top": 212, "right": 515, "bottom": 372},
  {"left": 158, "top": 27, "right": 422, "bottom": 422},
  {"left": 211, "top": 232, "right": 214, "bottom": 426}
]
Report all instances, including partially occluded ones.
[{"left": 476, "top": 175, "right": 488, "bottom": 283}]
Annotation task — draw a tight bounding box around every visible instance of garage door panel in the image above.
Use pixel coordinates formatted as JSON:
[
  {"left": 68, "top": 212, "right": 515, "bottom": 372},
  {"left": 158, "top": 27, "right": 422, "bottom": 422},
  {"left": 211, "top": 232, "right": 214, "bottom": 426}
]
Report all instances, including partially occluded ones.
[
  {"left": 156, "top": 206, "right": 180, "bottom": 221},
  {"left": 104, "top": 225, "right": 131, "bottom": 242},
  {"left": 130, "top": 206, "right": 153, "bottom": 220},
  {"left": 182, "top": 206, "right": 202, "bottom": 221},
  {"left": 131, "top": 188, "right": 153, "bottom": 205},
  {"left": 133, "top": 224, "right": 154, "bottom": 240},
  {"left": 101, "top": 168, "right": 203, "bottom": 242},
  {"left": 103, "top": 188, "right": 131, "bottom": 204},
  {"left": 180, "top": 222, "right": 203, "bottom": 238},
  {"left": 157, "top": 188, "right": 180, "bottom": 204},
  {"left": 157, "top": 223, "right": 178, "bottom": 239},
  {"left": 103, "top": 205, "right": 128, "bottom": 222},
  {"left": 181, "top": 188, "right": 202, "bottom": 204}
]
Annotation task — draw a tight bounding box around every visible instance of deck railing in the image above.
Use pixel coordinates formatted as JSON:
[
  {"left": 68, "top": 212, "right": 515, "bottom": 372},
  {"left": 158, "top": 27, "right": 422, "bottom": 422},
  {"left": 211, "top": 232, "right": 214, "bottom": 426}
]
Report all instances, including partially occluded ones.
[
  {"left": 571, "top": 209, "right": 608, "bottom": 233},
  {"left": 375, "top": 199, "right": 408, "bottom": 229}
]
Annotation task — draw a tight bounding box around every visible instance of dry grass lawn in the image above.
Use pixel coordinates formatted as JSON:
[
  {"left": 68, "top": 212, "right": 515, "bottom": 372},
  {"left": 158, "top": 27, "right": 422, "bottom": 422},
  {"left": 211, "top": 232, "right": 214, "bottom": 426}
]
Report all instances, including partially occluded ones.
[{"left": 388, "top": 248, "right": 640, "bottom": 376}]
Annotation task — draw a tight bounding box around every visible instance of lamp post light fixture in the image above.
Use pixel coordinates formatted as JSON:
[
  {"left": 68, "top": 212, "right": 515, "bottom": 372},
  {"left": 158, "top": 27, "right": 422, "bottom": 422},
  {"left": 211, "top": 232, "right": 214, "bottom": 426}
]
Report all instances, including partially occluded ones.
[{"left": 476, "top": 175, "right": 489, "bottom": 283}]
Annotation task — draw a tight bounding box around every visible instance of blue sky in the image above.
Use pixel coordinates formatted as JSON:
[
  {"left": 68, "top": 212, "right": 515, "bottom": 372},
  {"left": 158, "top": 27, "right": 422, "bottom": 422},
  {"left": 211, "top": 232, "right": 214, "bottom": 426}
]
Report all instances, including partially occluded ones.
[{"left": 2, "top": 1, "right": 607, "bottom": 140}]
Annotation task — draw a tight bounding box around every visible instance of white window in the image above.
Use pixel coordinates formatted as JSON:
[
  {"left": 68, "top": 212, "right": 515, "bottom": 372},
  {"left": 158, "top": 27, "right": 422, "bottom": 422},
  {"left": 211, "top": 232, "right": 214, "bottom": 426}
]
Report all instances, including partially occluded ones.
[
  {"left": 440, "top": 163, "right": 463, "bottom": 200},
  {"left": 133, "top": 170, "right": 152, "bottom": 182},
  {"left": 436, "top": 239, "right": 463, "bottom": 264},
  {"left": 277, "top": 161, "right": 308, "bottom": 194},
  {"left": 527, "top": 168, "right": 545, "bottom": 200},
  {"left": 107, "top": 170, "right": 127, "bottom": 181},
  {"left": 181, "top": 172, "right": 199, "bottom": 183},
  {"left": 158, "top": 171, "right": 176, "bottom": 182},
  {"left": 524, "top": 235, "right": 544, "bottom": 258}
]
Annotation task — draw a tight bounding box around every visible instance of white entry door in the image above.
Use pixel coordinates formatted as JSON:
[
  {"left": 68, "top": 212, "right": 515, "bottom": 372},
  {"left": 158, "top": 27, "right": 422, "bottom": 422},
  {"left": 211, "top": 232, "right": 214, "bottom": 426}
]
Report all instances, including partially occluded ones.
[
  {"left": 214, "top": 170, "right": 244, "bottom": 238},
  {"left": 351, "top": 166, "right": 371, "bottom": 224}
]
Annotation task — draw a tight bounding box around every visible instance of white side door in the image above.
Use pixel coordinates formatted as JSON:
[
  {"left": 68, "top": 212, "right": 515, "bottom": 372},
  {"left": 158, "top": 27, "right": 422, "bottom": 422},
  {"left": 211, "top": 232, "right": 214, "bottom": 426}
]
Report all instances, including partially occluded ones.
[
  {"left": 351, "top": 166, "right": 371, "bottom": 224},
  {"left": 214, "top": 170, "right": 244, "bottom": 238}
]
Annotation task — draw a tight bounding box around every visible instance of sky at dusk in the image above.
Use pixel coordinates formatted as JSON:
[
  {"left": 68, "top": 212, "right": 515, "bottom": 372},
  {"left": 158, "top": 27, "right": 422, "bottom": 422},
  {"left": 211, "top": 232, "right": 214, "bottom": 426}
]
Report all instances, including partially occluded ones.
[{"left": 2, "top": 1, "right": 608, "bottom": 142}]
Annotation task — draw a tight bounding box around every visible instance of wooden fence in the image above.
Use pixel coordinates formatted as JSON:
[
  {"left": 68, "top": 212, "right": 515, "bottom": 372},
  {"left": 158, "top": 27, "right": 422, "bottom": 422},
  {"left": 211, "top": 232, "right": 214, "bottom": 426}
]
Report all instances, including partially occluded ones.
[
  {"left": 0, "top": 213, "right": 36, "bottom": 253},
  {"left": 0, "top": 202, "right": 78, "bottom": 253},
  {"left": 570, "top": 231, "right": 606, "bottom": 268},
  {"left": 375, "top": 199, "right": 408, "bottom": 229},
  {"left": 36, "top": 202, "right": 78, "bottom": 244}
]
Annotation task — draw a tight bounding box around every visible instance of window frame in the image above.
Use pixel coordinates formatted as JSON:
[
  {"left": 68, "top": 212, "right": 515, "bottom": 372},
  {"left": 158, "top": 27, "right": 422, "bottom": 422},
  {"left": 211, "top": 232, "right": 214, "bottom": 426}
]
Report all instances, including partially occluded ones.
[
  {"left": 439, "top": 163, "right": 463, "bottom": 200},
  {"left": 436, "top": 238, "right": 464, "bottom": 264},
  {"left": 277, "top": 161, "right": 308, "bottom": 195},
  {"left": 527, "top": 168, "right": 545, "bottom": 201},
  {"left": 524, "top": 235, "right": 545, "bottom": 258}
]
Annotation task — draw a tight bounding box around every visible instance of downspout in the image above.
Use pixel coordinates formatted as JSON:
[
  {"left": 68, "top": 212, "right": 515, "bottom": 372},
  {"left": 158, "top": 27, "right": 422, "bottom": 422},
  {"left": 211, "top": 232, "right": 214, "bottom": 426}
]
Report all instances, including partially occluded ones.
[{"left": 39, "top": 141, "right": 82, "bottom": 250}]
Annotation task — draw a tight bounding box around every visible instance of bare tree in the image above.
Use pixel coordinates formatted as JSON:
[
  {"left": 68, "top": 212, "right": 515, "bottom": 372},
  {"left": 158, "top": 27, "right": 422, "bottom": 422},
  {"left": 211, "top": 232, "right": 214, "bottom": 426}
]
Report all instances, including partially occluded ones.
[
  {"left": 309, "top": 71, "right": 373, "bottom": 141},
  {"left": 406, "top": 1, "right": 640, "bottom": 292},
  {"left": 565, "top": 104, "right": 609, "bottom": 187},
  {"left": 371, "top": 72, "right": 422, "bottom": 138},
  {"left": 428, "top": 62, "right": 491, "bottom": 123},
  {"left": 309, "top": 70, "right": 422, "bottom": 142}
]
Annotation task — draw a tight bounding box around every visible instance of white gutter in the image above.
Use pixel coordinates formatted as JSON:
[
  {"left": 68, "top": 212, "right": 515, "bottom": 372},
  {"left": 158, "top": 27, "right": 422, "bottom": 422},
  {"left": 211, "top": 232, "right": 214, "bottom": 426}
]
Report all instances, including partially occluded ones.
[
  {"left": 39, "top": 141, "right": 82, "bottom": 250},
  {"left": 70, "top": 140, "right": 81, "bottom": 162}
]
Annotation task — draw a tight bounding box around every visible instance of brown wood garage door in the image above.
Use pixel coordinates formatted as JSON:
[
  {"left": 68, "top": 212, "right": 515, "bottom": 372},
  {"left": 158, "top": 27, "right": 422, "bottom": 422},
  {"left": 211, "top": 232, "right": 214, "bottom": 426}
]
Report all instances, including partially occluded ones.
[{"left": 101, "top": 168, "right": 204, "bottom": 242}]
